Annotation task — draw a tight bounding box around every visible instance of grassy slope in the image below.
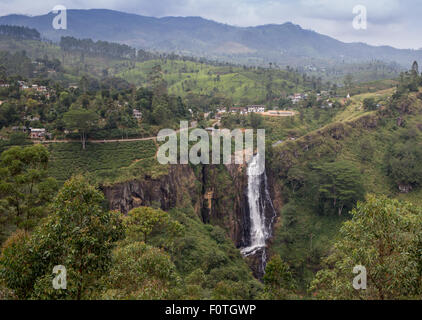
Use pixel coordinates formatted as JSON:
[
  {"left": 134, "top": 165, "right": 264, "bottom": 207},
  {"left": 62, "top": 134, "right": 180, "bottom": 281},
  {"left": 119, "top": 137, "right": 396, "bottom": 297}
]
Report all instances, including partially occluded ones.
[
  {"left": 264, "top": 108, "right": 340, "bottom": 144},
  {"left": 333, "top": 88, "right": 395, "bottom": 122},
  {"left": 46, "top": 140, "right": 166, "bottom": 185},
  {"left": 263, "top": 85, "right": 398, "bottom": 145}
]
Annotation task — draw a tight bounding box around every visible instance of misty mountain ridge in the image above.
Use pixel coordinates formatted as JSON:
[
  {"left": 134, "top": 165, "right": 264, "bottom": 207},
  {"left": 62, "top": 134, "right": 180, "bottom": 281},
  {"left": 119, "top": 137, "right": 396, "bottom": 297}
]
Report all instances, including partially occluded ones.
[{"left": 0, "top": 8, "right": 421, "bottom": 68}]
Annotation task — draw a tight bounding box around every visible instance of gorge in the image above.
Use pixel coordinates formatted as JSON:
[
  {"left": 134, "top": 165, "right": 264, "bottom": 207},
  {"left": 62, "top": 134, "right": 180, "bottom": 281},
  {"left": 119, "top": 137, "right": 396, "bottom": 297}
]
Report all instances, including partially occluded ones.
[{"left": 102, "top": 157, "right": 280, "bottom": 279}]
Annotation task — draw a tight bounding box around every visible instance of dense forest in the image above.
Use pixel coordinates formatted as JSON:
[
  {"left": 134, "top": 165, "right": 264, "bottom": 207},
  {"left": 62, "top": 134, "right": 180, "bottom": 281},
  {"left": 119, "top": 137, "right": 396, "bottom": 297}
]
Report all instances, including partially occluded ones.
[{"left": 0, "top": 25, "right": 40, "bottom": 41}]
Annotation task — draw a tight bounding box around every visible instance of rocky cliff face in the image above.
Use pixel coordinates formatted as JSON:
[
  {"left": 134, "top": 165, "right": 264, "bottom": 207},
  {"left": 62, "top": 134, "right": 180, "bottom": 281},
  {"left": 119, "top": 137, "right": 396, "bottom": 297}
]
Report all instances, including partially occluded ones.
[
  {"left": 101, "top": 165, "right": 200, "bottom": 214},
  {"left": 197, "top": 163, "right": 249, "bottom": 248}
]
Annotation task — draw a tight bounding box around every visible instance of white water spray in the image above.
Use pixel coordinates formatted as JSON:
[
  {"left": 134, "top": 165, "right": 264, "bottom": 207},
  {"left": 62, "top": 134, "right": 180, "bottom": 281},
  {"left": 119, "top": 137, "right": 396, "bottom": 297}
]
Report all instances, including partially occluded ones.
[{"left": 241, "top": 154, "right": 276, "bottom": 265}]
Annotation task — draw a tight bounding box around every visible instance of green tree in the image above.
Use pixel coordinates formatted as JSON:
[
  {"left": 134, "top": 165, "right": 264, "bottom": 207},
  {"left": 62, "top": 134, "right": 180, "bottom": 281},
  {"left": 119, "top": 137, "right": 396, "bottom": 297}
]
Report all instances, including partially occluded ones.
[
  {"left": 124, "top": 207, "right": 183, "bottom": 246},
  {"left": 0, "top": 230, "right": 31, "bottom": 299},
  {"left": 344, "top": 74, "right": 353, "bottom": 91},
  {"left": 310, "top": 195, "right": 422, "bottom": 300},
  {"left": 249, "top": 112, "right": 263, "bottom": 130},
  {"left": 263, "top": 255, "right": 295, "bottom": 299},
  {"left": 314, "top": 161, "right": 365, "bottom": 215},
  {"left": 148, "top": 64, "right": 168, "bottom": 96},
  {"left": 101, "top": 241, "right": 179, "bottom": 300},
  {"left": 63, "top": 108, "right": 98, "bottom": 149},
  {"left": 0, "top": 102, "right": 19, "bottom": 128},
  {"left": 150, "top": 99, "right": 169, "bottom": 125},
  {"left": 59, "top": 91, "right": 72, "bottom": 107},
  {"left": 0, "top": 176, "right": 124, "bottom": 299},
  {"left": 387, "top": 141, "right": 422, "bottom": 189},
  {"left": 0, "top": 145, "right": 57, "bottom": 234},
  {"left": 411, "top": 61, "right": 419, "bottom": 75},
  {"left": 363, "top": 97, "right": 377, "bottom": 111}
]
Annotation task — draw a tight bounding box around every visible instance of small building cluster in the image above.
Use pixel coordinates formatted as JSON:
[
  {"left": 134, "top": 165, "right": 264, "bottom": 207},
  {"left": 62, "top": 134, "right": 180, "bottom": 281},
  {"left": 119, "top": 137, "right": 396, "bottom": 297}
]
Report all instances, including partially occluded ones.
[
  {"left": 15, "top": 81, "right": 51, "bottom": 99},
  {"left": 288, "top": 93, "right": 308, "bottom": 104},
  {"left": 0, "top": 81, "right": 10, "bottom": 88},
  {"left": 30, "top": 84, "right": 48, "bottom": 93},
  {"left": 230, "top": 107, "right": 247, "bottom": 114},
  {"left": 23, "top": 115, "right": 40, "bottom": 122},
  {"left": 0, "top": 80, "right": 49, "bottom": 94}
]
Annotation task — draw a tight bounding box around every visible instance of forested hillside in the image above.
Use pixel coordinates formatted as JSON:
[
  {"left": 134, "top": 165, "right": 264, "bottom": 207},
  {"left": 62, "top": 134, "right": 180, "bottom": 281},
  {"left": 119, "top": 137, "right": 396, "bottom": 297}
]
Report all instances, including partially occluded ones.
[{"left": 269, "top": 69, "right": 422, "bottom": 293}]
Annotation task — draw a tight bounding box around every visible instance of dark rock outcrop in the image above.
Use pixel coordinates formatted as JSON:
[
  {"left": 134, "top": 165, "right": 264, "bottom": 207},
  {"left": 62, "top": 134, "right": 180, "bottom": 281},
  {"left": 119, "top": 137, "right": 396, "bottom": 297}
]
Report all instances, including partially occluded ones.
[
  {"left": 199, "top": 163, "right": 249, "bottom": 248},
  {"left": 101, "top": 165, "right": 200, "bottom": 214}
]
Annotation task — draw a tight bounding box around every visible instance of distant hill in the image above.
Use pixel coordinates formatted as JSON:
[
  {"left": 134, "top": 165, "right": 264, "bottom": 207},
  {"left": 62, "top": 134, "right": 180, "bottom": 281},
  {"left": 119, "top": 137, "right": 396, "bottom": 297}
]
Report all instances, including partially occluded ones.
[{"left": 1, "top": 9, "right": 421, "bottom": 67}]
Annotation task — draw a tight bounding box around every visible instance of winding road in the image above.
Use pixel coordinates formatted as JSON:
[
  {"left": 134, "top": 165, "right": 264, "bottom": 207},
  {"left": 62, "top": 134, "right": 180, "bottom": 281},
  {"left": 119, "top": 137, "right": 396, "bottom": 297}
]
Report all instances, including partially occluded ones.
[{"left": 35, "top": 121, "right": 198, "bottom": 144}]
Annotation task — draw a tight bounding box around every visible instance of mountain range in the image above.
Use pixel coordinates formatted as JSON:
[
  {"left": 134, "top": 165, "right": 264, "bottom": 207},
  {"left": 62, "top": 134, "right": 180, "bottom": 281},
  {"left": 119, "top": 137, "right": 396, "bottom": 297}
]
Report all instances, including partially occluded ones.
[{"left": 0, "top": 9, "right": 421, "bottom": 68}]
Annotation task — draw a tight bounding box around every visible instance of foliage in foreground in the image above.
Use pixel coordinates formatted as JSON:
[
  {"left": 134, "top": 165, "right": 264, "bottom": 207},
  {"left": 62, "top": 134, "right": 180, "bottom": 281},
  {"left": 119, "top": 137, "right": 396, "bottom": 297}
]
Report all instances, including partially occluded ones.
[
  {"left": 310, "top": 195, "right": 422, "bottom": 300},
  {"left": 0, "top": 145, "right": 57, "bottom": 241},
  {"left": 0, "top": 174, "right": 263, "bottom": 300},
  {"left": 0, "top": 175, "right": 124, "bottom": 299}
]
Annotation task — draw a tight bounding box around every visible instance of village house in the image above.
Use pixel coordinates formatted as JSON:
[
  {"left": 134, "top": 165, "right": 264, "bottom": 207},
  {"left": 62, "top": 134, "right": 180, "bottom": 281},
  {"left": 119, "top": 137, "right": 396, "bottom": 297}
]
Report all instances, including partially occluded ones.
[
  {"left": 29, "top": 128, "right": 46, "bottom": 139},
  {"left": 18, "top": 81, "right": 29, "bottom": 89},
  {"left": 24, "top": 115, "right": 40, "bottom": 122},
  {"left": 289, "top": 93, "right": 304, "bottom": 104},
  {"left": 321, "top": 99, "right": 333, "bottom": 109},
  {"left": 230, "top": 107, "right": 247, "bottom": 114},
  {"left": 0, "top": 80, "right": 10, "bottom": 88},
  {"left": 214, "top": 107, "right": 227, "bottom": 119},
  {"left": 31, "top": 84, "right": 48, "bottom": 93}
]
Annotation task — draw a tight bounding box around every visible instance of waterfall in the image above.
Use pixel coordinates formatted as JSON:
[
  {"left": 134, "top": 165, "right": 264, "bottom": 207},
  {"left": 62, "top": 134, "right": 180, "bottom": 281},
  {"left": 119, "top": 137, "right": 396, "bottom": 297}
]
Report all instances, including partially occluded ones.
[{"left": 241, "top": 153, "right": 276, "bottom": 273}]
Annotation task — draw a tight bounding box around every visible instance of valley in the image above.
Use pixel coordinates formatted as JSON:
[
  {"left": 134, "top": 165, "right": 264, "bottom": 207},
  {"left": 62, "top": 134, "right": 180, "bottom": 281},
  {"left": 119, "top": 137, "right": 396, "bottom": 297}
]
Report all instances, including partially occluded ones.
[{"left": 0, "top": 12, "right": 422, "bottom": 301}]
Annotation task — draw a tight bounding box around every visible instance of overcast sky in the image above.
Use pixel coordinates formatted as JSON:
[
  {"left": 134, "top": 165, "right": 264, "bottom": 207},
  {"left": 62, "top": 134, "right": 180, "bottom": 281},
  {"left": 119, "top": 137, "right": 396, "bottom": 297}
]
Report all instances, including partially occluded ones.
[{"left": 0, "top": 0, "right": 421, "bottom": 49}]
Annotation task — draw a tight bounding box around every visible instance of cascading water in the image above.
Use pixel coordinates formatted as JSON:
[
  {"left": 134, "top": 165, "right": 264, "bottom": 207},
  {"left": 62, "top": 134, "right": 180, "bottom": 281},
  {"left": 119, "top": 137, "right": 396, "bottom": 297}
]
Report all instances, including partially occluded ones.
[{"left": 241, "top": 153, "right": 276, "bottom": 274}]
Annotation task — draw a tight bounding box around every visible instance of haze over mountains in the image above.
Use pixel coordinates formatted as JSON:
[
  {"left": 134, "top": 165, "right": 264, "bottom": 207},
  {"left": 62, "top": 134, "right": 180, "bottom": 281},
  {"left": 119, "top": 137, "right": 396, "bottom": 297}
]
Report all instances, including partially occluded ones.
[{"left": 0, "top": 9, "right": 421, "bottom": 68}]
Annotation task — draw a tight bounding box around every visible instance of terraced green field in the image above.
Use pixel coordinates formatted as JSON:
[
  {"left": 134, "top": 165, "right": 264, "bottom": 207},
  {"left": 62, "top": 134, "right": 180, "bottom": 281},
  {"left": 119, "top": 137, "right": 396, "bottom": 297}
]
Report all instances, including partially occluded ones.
[
  {"left": 118, "top": 59, "right": 305, "bottom": 104},
  {"left": 46, "top": 140, "right": 166, "bottom": 185}
]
